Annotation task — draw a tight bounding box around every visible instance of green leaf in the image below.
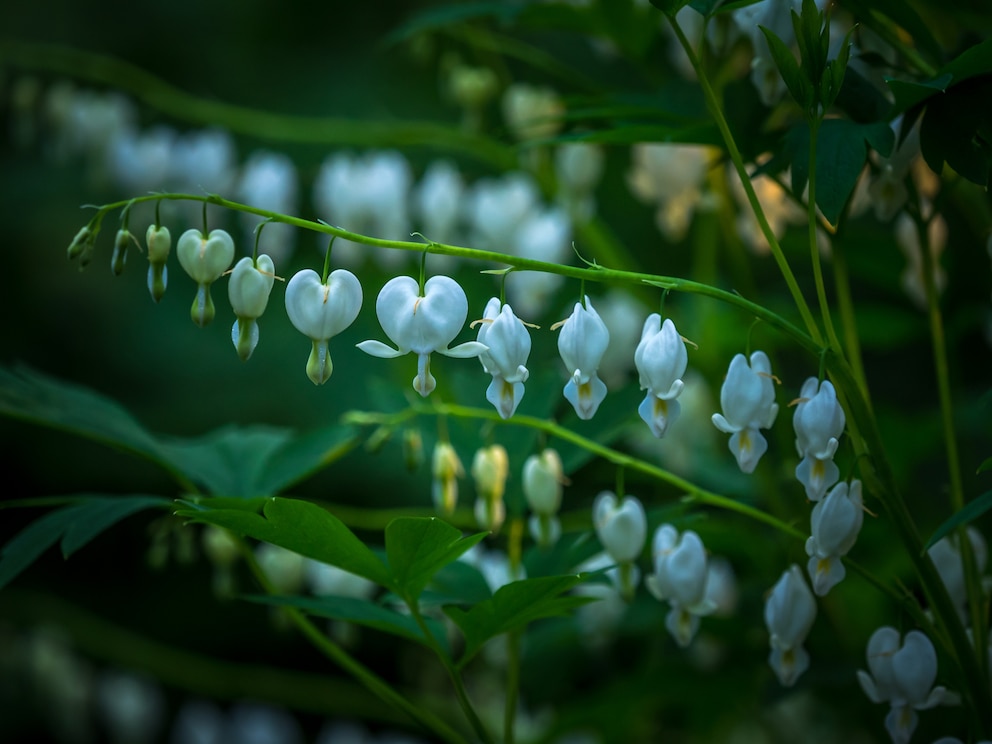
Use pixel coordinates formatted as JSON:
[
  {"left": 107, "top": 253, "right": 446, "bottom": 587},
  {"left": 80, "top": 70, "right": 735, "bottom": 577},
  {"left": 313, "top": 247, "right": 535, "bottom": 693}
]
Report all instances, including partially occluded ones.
[
  {"left": 0, "top": 364, "right": 359, "bottom": 498},
  {"left": 0, "top": 495, "right": 169, "bottom": 591},
  {"left": 422, "top": 560, "right": 493, "bottom": 605},
  {"left": 648, "top": 0, "right": 690, "bottom": 15},
  {"left": 840, "top": 0, "right": 942, "bottom": 63},
  {"left": 887, "top": 74, "right": 953, "bottom": 117},
  {"left": 160, "top": 423, "right": 359, "bottom": 498},
  {"left": 978, "top": 457, "right": 992, "bottom": 475},
  {"left": 382, "top": 3, "right": 521, "bottom": 46},
  {"left": 385, "top": 517, "right": 488, "bottom": 600},
  {"left": 758, "top": 26, "right": 808, "bottom": 109},
  {"left": 444, "top": 574, "right": 596, "bottom": 664},
  {"left": 689, "top": 0, "right": 762, "bottom": 16},
  {"left": 918, "top": 77, "right": 992, "bottom": 187},
  {"left": 242, "top": 594, "right": 450, "bottom": 655},
  {"left": 60, "top": 496, "right": 169, "bottom": 558},
  {"left": 924, "top": 491, "right": 992, "bottom": 551},
  {"left": 175, "top": 497, "right": 392, "bottom": 587}
]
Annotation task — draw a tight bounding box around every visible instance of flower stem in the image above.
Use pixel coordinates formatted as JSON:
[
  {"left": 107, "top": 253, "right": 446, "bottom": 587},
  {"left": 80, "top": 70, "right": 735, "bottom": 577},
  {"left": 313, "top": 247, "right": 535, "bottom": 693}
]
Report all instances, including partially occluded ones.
[
  {"left": 238, "top": 539, "right": 468, "bottom": 744},
  {"left": 805, "top": 118, "right": 843, "bottom": 355},
  {"left": 665, "top": 15, "right": 822, "bottom": 346}
]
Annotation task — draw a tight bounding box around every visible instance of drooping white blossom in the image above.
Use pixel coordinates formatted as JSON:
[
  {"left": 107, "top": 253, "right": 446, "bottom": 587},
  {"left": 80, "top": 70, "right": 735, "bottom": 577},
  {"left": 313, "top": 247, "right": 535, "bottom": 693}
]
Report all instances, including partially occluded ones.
[
  {"left": 856, "top": 627, "right": 947, "bottom": 744},
  {"left": 227, "top": 254, "right": 276, "bottom": 361},
  {"left": 627, "top": 143, "right": 713, "bottom": 241},
  {"left": 593, "top": 491, "right": 646, "bottom": 600},
  {"left": 645, "top": 524, "right": 716, "bottom": 647},
  {"left": 502, "top": 82, "right": 564, "bottom": 142},
  {"left": 358, "top": 275, "right": 487, "bottom": 397},
  {"left": 412, "top": 160, "right": 465, "bottom": 271},
  {"left": 176, "top": 228, "right": 236, "bottom": 328},
  {"left": 928, "top": 527, "right": 989, "bottom": 624},
  {"left": 711, "top": 351, "right": 779, "bottom": 473},
  {"left": 764, "top": 564, "right": 817, "bottom": 687},
  {"left": 634, "top": 314, "right": 688, "bottom": 438},
  {"left": 557, "top": 297, "right": 610, "bottom": 420},
  {"left": 793, "top": 377, "right": 846, "bottom": 501},
  {"left": 475, "top": 297, "right": 531, "bottom": 419},
  {"left": 555, "top": 142, "right": 605, "bottom": 221},
  {"left": 284, "top": 268, "right": 363, "bottom": 385},
  {"left": 805, "top": 479, "right": 864, "bottom": 596}
]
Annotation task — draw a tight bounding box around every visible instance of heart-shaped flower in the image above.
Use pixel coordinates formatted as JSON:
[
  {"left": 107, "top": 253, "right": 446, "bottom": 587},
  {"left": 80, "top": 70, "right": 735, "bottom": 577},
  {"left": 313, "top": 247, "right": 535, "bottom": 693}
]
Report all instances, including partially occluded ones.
[
  {"left": 176, "top": 228, "right": 235, "bottom": 327},
  {"left": 285, "top": 268, "right": 363, "bottom": 385},
  {"left": 476, "top": 297, "right": 531, "bottom": 419},
  {"left": 634, "top": 314, "right": 688, "bottom": 438},
  {"left": 557, "top": 297, "right": 610, "bottom": 420},
  {"left": 357, "top": 275, "right": 487, "bottom": 396},
  {"left": 228, "top": 255, "right": 276, "bottom": 362}
]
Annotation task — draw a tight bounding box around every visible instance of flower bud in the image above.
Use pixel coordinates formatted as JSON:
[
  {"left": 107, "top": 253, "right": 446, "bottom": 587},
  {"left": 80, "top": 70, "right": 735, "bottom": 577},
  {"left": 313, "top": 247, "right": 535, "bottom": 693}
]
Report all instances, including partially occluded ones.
[
  {"left": 176, "top": 228, "right": 235, "bottom": 327},
  {"left": 402, "top": 428, "right": 424, "bottom": 472},
  {"left": 471, "top": 444, "right": 509, "bottom": 531},
  {"left": 67, "top": 224, "right": 97, "bottom": 268},
  {"left": 145, "top": 224, "right": 171, "bottom": 303},
  {"left": 432, "top": 442, "right": 463, "bottom": 516},
  {"left": 111, "top": 229, "right": 132, "bottom": 276},
  {"left": 522, "top": 449, "right": 564, "bottom": 516},
  {"left": 228, "top": 255, "right": 275, "bottom": 362}
]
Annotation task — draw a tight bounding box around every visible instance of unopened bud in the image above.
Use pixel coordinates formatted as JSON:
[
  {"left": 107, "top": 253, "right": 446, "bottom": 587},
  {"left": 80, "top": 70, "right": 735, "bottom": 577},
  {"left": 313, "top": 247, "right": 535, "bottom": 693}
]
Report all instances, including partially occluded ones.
[
  {"left": 523, "top": 448, "right": 564, "bottom": 516},
  {"left": 432, "top": 442, "right": 463, "bottom": 516},
  {"left": 145, "top": 224, "right": 171, "bottom": 303},
  {"left": 111, "top": 229, "right": 131, "bottom": 276},
  {"left": 403, "top": 428, "right": 424, "bottom": 472},
  {"left": 471, "top": 444, "right": 509, "bottom": 531},
  {"left": 67, "top": 225, "right": 97, "bottom": 268}
]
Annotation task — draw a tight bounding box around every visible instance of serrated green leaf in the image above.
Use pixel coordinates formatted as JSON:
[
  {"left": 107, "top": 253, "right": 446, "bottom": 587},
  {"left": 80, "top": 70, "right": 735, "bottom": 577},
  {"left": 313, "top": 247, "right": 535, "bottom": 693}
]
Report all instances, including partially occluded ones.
[
  {"left": 444, "top": 574, "right": 595, "bottom": 664},
  {"left": 385, "top": 517, "right": 488, "bottom": 600},
  {"left": 924, "top": 491, "right": 992, "bottom": 551},
  {"left": 759, "top": 26, "right": 808, "bottom": 109},
  {"left": 175, "top": 497, "right": 392, "bottom": 587},
  {"left": 242, "top": 594, "right": 449, "bottom": 655},
  {"left": 0, "top": 495, "right": 169, "bottom": 591}
]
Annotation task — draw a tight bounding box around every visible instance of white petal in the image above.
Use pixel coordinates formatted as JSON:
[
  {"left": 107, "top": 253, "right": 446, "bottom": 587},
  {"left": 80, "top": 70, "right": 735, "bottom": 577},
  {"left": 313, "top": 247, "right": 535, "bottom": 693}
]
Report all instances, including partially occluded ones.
[{"left": 356, "top": 340, "right": 404, "bottom": 358}]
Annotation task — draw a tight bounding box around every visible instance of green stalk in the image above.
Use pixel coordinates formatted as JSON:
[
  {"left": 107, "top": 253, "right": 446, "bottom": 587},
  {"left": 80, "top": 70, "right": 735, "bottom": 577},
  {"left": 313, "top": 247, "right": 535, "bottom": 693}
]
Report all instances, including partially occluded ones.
[
  {"left": 504, "top": 629, "right": 522, "bottom": 744},
  {"left": 805, "top": 117, "right": 843, "bottom": 354},
  {"left": 90, "top": 193, "right": 819, "bottom": 357},
  {"left": 407, "top": 600, "right": 494, "bottom": 744},
  {"left": 916, "top": 212, "right": 989, "bottom": 683},
  {"left": 830, "top": 237, "right": 871, "bottom": 403},
  {"left": 665, "top": 15, "right": 823, "bottom": 346},
  {"left": 238, "top": 539, "right": 468, "bottom": 744}
]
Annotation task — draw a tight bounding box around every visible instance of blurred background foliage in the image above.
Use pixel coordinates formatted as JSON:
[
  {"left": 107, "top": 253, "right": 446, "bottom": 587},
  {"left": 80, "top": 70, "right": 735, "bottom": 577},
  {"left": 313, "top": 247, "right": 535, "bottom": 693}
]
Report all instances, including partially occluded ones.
[{"left": 1, "top": 0, "right": 992, "bottom": 742}]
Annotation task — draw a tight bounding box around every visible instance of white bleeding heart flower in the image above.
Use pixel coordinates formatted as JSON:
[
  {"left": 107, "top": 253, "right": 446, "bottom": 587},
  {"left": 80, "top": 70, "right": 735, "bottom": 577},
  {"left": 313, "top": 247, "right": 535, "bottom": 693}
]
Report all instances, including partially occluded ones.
[
  {"left": 764, "top": 564, "right": 817, "bottom": 687},
  {"left": 285, "top": 268, "right": 363, "bottom": 385},
  {"left": 634, "top": 314, "right": 688, "bottom": 438},
  {"left": 557, "top": 297, "right": 610, "bottom": 420},
  {"left": 856, "top": 626, "right": 947, "bottom": 744},
  {"left": 145, "top": 224, "right": 171, "bottom": 303},
  {"left": 793, "top": 377, "right": 846, "bottom": 501},
  {"left": 711, "top": 351, "right": 779, "bottom": 473},
  {"left": 228, "top": 255, "right": 275, "bottom": 362},
  {"left": 593, "top": 491, "right": 646, "bottom": 601},
  {"left": 523, "top": 448, "right": 565, "bottom": 548},
  {"left": 475, "top": 297, "right": 531, "bottom": 419},
  {"left": 805, "top": 479, "right": 864, "bottom": 596},
  {"left": 357, "top": 275, "right": 487, "bottom": 397},
  {"left": 176, "top": 228, "right": 235, "bottom": 327},
  {"left": 645, "top": 524, "right": 715, "bottom": 647}
]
